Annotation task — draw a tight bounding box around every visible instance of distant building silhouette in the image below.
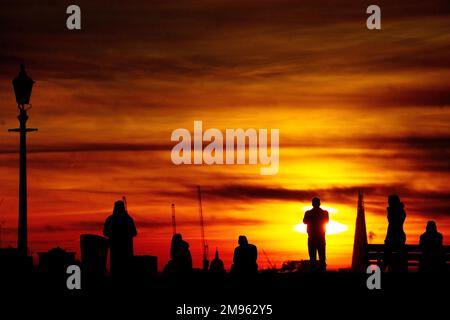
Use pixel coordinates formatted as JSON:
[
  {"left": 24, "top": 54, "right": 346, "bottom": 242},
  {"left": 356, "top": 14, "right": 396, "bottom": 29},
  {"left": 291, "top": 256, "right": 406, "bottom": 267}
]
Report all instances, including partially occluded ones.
[
  {"left": 80, "top": 234, "right": 109, "bottom": 280},
  {"left": 131, "top": 255, "right": 158, "bottom": 280},
  {"left": 303, "top": 197, "right": 329, "bottom": 271},
  {"left": 38, "top": 247, "right": 77, "bottom": 288},
  {"left": 103, "top": 200, "right": 137, "bottom": 276},
  {"left": 209, "top": 249, "right": 225, "bottom": 273},
  {"left": 419, "top": 221, "right": 445, "bottom": 273},
  {"left": 231, "top": 235, "right": 258, "bottom": 274},
  {"left": 165, "top": 233, "right": 192, "bottom": 274},
  {"left": 352, "top": 191, "right": 368, "bottom": 272},
  {"left": 38, "top": 246, "right": 76, "bottom": 274},
  {"left": 281, "top": 259, "right": 313, "bottom": 272},
  {"left": 0, "top": 247, "right": 33, "bottom": 276}
]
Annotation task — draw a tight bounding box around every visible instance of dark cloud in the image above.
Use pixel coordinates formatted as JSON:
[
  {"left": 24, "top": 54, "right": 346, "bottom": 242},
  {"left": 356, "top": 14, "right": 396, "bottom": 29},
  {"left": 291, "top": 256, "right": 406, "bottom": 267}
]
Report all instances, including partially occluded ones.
[
  {"left": 201, "top": 185, "right": 379, "bottom": 202},
  {"left": 283, "top": 135, "right": 450, "bottom": 173},
  {"left": 352, "top": 86, "right": 450, "bottom": 108},
  {"left": 21, "top": 215, "right": 266, "bottom": 234},
  {"left": 136, "top": 216, "right": 265, "bottom": 228},
  {"left": 0, "top": 134, "right": 447, "bottom": 155},
  {"left": 158, "top": 183, "right": 449, "bottom": 217},
  {"left": 1, "top": 0, "right": 450, "bottom": 86},
  {"left": 0, "top": 143, "right": 170, "bottom": 154},
  {"left": 283, "top": 135, "right": 450, "bottom": 150}
]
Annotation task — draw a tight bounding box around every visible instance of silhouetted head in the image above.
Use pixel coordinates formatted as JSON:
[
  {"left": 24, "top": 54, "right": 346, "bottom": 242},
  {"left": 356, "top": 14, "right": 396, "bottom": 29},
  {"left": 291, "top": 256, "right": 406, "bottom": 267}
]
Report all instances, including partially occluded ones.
[
  {"left": 426, "top": 221, "right": 437, "bottom": 233},
  {"left": 172, "top": 233, "right": 182, "bottom": 242},
  {"left": 312, "top": 197, "right": 321, "bottom": 208},
  {"left": 170, "top": 233, "right": 185, "bottom": 258},
  {"left": 388, "top": 194, "right": 401, "bottom": 207},
  {"left": 113, "top": 200, "right": 126, "bottom": 216},
  {"left": 238, "top": 235, "right": 248, "bottom": 246}
]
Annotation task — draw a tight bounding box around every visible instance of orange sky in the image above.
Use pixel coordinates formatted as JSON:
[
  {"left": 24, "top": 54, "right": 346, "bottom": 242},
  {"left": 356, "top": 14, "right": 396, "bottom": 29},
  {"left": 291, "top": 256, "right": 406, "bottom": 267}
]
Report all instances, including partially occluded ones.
[{"left": 0, "top": 0, "right": 449, "bottom": 270}]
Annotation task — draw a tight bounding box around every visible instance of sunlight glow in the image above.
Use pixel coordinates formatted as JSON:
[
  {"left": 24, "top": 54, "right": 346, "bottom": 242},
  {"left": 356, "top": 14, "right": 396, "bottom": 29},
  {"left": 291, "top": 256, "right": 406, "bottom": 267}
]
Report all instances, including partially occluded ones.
[
  {"left": 302, "top": 206, "right": 338, "bottom": 215},
  {"left": 294, "top": 220, "right": 349, "bottom": 235},
  {"left": 295, "top": 206, "right": 349, "bottom": 235}
]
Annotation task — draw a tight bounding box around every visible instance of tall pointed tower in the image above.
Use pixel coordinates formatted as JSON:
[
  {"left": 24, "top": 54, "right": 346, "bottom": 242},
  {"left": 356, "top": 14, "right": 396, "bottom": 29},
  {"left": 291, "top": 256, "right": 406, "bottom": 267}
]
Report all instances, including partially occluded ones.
[{"left": 352, "top": 191, "right": 368, "bottom": 272}]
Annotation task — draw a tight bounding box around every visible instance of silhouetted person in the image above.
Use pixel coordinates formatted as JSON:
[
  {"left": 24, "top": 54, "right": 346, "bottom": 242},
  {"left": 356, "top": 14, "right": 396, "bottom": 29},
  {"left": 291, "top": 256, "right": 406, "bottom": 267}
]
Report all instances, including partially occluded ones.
[
  {"left": 209, "top": 249, "right": 225, "bottom": 274},
  {"left": 303, "top": 197, "right": 329, "bottom": 271},
  {"left": 383, "top": 195, "right": 407, "bottom": 272},
  {"left": 420, "top": 221, "right": 445, "bottom": 273},
  {"left": 385, "top": 195, "right": 406, "bottom": 248},
  {"left": 167, "top": 233, "right": 192, "bottom": 273},
  {"left": 103, "top": 200, "right": 137, "bottom": 276},
  {"left": 231, "top": 236, "right": 258, "bottom": 274}
]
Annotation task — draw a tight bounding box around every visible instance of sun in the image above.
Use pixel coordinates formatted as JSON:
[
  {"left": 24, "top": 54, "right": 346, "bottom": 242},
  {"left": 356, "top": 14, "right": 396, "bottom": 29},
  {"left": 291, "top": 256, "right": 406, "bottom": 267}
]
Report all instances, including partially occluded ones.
[{"left": 294, "top": 206, "right": 349, "bottom": 235}]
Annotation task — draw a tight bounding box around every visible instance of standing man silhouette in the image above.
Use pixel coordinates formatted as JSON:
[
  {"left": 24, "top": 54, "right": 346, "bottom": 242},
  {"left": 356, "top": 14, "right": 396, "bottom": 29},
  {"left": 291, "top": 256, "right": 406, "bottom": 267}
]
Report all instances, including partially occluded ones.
[
  {"left": 303, "top": 197, "right": 329, "bottom": 271},
  {"left": 103, "top": 200, "right": 137, "bottom": 277}
]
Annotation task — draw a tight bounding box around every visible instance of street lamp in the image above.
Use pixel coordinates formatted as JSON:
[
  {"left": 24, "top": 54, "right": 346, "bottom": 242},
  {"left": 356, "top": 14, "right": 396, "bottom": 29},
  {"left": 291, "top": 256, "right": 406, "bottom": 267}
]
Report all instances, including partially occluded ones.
[
  {"left": 13, "top": 64, "right": 35, "bottom": 109},
  {"left": 8, "top": 65, "right": 38, "bottom": 257}
]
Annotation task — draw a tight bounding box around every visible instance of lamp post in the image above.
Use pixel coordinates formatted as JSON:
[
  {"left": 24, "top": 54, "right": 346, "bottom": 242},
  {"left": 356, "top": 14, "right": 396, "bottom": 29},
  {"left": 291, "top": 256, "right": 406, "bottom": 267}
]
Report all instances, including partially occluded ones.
[{"left": 8, "top": 65, "right": 38, "bottom": 257}]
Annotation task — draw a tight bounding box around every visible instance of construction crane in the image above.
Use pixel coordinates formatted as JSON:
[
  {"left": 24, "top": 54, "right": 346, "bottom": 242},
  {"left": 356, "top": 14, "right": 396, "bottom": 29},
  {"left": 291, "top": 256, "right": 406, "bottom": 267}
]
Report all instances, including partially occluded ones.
[
  {"left": 197, "top": 186, "right": 209, "bottom": 270},
  {"left": 171, "top": 203, "right": 177, "bottom": 235},
  {"left": 262, "top": 248, "right": 276, "bottom": 270}
]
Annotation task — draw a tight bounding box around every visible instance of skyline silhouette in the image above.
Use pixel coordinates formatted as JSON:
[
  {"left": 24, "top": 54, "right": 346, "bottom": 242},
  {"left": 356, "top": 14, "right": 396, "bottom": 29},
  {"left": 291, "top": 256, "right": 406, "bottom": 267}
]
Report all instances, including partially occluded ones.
[{"left": 1, "top": 186, "right": 448, "bottom": 273}]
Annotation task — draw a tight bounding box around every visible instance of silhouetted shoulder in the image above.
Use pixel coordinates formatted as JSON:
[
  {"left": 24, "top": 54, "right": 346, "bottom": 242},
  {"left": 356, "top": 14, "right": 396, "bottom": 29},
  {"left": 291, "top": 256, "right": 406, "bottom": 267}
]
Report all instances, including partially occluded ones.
[
  {"left": 127, "top": 215, "right": 137, "bottom": 236},
  {"left": 303, "top": 210, "right": 312, "bottom": 224},
  {"left": 103, "top": 215, "right": 114, "bottom": 236},
  {"left": 436, "top": 232, "right": 444, "bottom": 244}
]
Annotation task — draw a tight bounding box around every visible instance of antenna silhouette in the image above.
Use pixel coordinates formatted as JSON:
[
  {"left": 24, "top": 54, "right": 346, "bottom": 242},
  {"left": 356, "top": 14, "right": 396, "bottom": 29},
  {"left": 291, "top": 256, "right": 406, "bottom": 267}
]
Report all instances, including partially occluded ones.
[
  {"left": 0, "top": 221, "right": 5, "bottom": 248},
  {"left": 122, "top": 195, "right": 128, "bottom": 211},
  {"left": 171, "top": 203, "right": 177, "bottom": 235},
  {"left": 197, "top": 186, "right": 209, "bottom": 270},
  {"left": 0, "top": 199, "right": 4, "bottom": 248}
]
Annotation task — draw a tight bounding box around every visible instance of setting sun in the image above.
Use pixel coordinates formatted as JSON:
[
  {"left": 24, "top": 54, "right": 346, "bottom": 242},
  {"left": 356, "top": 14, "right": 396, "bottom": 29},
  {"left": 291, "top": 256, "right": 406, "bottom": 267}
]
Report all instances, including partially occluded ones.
[{"left": 294, "top": 206, "right": 349, "bottom": 235}]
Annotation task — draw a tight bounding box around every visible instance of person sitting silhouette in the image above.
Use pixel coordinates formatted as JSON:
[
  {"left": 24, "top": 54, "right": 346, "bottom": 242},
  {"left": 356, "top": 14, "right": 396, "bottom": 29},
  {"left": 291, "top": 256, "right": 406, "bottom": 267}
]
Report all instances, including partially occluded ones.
[
  {"left": 383, "top": 195, "right": 407, "bottom": 271},
  {"left": 303, "top": 197, "right": 329, "bottom": 272},
  {"left": 231, "top": 236, "right": 258, "bottom": 274},
  {"left": 420, "top": 221, "right": 445, "bottom": 273},
  {"left": 168, "top": 233, "right": 192, "bottom": 273},
  {"left": 103, "top": 200, "right": 137, "bottom": 276}
]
